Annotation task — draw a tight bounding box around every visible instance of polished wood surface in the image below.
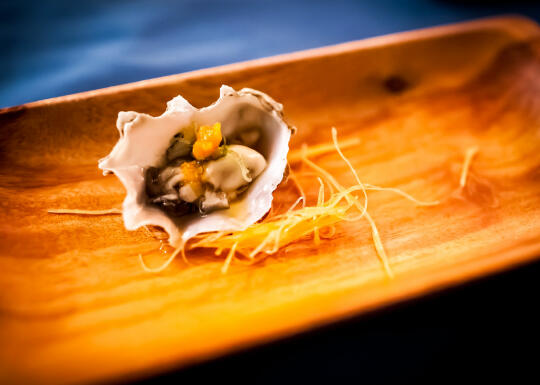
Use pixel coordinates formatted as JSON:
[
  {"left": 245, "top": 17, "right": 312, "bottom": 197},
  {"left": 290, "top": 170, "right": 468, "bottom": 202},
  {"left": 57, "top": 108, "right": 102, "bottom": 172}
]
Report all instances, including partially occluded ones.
[{"left": 1, "top": 16, "right": 540, "bottom": 384}]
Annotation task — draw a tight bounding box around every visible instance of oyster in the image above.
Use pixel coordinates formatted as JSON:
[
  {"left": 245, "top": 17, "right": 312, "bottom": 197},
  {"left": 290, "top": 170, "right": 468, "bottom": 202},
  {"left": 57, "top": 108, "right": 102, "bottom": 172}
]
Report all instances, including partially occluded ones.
[{"left": 99, "top": 85, "right": 293, "bottom": 247}]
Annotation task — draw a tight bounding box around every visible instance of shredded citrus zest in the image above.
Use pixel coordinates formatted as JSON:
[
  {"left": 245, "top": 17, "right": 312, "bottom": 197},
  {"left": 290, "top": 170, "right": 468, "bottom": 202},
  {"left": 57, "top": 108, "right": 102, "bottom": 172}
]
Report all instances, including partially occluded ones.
[
  {"left": 300, "top": 147, "right": 367, "bottom": 215},
  {"left": 460, "top": 146, "right": 479, "bottom": 188},
  {"left": 221, "top": 242, "right": 238, "bottom": 274},
  {"left": 363, "top": 184, "right": 439, "bottom": 206},
  {"left": 190, "top": 185, "right": 362, "bottom": 264},
  {"left": 190, "top": 128, "right": 405, "bottom": 277},
  {"left": 313, "top": 177, "right": 325, "bottom": 246},
  {"left": 363, "top": 211, "right": 393, "bottom": 278},
  {"left": 330, "top": 127, "right": 369, "bottom": 216},
  {"left": 139, "top": 245, "right": 183, "bottom": 273},
  {"left": 47, "top": 208, "right": 122, "bottom": 215},
  {"left": 288, "top": 167, "right": 306, "bottom": 207},
  {"left": 329, "top": 127, "right": 392, "bottom": 277},
  {"left": 288, "top": 136, "right": 361, "bottom": 164}
]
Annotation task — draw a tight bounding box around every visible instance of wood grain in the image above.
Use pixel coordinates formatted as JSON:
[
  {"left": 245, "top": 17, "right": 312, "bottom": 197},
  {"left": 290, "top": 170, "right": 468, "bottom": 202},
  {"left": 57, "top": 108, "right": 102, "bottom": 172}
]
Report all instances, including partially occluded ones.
[{"left": 1, "top": 16, "right": 540, "bottom": 384}]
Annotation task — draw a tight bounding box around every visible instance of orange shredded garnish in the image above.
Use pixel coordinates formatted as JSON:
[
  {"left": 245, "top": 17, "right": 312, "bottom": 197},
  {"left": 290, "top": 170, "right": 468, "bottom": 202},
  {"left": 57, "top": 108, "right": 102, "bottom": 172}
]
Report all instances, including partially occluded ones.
[
  {"left": 288, "top": 136, "right": 361, "bottom": 164},
  {"left": 460, "top": 146, "right": 479, "bottom": 189},
  {"left": 189, "top": 128, "right": 423, "bottom": 278},
  {"left": 139, "top": 246, "right": 183, "bottom": 273},
  {"left": 288, "top": 167, "right": 306, "bottom": 208}
]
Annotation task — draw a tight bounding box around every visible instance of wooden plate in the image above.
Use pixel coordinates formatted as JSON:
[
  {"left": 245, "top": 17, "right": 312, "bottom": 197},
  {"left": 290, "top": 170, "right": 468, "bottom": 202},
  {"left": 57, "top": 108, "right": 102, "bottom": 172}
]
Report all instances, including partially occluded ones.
[{"left": 1, "top": 16, "right": 540, "bottom": 384}]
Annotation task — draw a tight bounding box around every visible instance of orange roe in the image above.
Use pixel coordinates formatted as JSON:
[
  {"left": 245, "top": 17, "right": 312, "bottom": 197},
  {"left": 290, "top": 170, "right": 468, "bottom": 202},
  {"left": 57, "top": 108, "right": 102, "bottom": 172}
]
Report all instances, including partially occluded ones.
[
  {"left": 192, "top": 122, "right": 222, "bottom": 160},
  {"left": 180, "top": 161, "right": 203, "bottom": 183}
]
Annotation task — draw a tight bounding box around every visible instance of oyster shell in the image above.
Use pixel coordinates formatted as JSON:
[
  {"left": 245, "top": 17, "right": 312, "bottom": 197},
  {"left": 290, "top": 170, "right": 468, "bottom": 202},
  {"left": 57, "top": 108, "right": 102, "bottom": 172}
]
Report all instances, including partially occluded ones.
[{"left": 99, "top": 85, "right": 292, "bottom": 247}]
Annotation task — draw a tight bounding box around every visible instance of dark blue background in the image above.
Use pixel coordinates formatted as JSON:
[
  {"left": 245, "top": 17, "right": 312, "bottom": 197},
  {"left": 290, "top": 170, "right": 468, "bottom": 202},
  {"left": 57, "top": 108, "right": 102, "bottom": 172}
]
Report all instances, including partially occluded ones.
[
  {"left": 3, "top": 1, "right": 540, "bottom": 383},
  {"left": 1, "top": 0, "right": 540, "bottom": 108}
]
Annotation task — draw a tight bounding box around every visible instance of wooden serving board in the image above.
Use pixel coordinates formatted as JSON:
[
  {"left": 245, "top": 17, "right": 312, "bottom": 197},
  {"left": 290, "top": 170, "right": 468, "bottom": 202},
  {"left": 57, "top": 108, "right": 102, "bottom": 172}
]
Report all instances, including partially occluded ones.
[{"left": 1, "top": 16, "right": 540, "bottom": 384}]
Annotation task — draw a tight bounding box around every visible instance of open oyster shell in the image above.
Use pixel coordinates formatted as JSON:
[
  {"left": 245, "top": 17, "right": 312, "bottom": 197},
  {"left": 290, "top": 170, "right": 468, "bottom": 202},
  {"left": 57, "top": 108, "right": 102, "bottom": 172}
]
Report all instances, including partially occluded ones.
[{"left": 99, "top": 85, "right": 293, "bottom": 247}]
